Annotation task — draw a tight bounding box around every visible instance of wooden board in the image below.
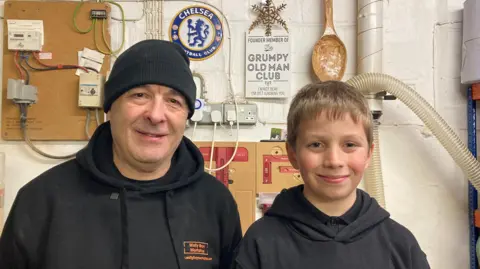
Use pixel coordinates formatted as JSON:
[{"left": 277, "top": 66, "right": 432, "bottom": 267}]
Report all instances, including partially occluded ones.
[
  {"left": 2, "top": 1, "right": 111, "bottom": 141},
  {"left": 194, "top": 141, "right": 257, "bottom": 234},
  {"left": 256, "top": 142, "right": 303, "bottom": 193}
]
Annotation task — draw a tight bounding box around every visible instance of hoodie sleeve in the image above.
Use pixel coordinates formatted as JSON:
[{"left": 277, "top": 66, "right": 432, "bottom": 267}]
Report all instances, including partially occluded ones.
[
  {"left": 219, "top": 197, "right": 243, "bottom": 269},
  {"left": 410, "top": 242, "right": 431, "bottom": 269},
  {"left": 0, "top": 188, "right": 29, "bottom": 269},
  {"left": 231, "top": 231, "right": 260, "bottom": 269}
]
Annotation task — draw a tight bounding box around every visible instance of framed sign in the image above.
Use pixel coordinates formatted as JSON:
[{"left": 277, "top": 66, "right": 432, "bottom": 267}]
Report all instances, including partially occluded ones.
[
  {"left": 169, "top": 5, "right": 224, "bottom": 61},
  {"left": 245, "top": 30, "right": 291, "bottom": 98}
]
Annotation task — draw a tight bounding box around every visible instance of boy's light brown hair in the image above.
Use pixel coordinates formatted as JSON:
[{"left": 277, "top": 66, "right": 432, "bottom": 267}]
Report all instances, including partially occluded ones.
[{"left": 287, "top": 80, "right": 373, "bottom": 148}]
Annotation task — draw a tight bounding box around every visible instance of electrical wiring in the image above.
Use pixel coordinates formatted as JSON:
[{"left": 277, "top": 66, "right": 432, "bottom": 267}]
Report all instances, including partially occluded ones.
[
  {"left": 110, "top": 0, "right": 145, "bottom": 22},
  {"left": 18, "top": 54, "right": 30, "bottom": 85},
  {"left": 14, "top": 51, "right": 99, "bottom": 159},
  {"left": 95, "top": 108, "right": 101, "bottom": 126},
  {"left": 18, "top": 103, "right": 77, "bottom": 160},
  {"left": 97, "top": 0, "right": 126, "bottom": 56},
  {"left": 73, "top": 0, "right": 94, "bottom": 34},
  {"left": 25, "top": 52, "right": 96, "bottom": 73},
  {"left": 85, "top": 108, "right": 101, "bottom": 139},
  {"left": 192, "top": 121, "right": 198, "bottom": 140},
  {"left": 209, "top": 122, "right": 217, "bottom": 171},
  {"left": 13, "top": 51, "right": 25, "bottom": 81},
  {"left": 86, "top": 108, "right": 92, "bottom": 138},
  {"left": 72, "top": 0, "right": 126, "bottom": 56}
]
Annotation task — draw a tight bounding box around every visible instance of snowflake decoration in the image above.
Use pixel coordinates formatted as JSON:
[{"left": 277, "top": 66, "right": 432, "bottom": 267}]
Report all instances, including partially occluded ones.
[{"left": 249, "top": 0, "right": 288, "bottom": 36}]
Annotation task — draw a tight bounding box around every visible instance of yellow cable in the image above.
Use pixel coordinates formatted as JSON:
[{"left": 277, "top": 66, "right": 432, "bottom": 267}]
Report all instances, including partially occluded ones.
[
  {"left": 73, "top": 0, "right": 126, "bottom": 56},
  {"left": 93, "top": 18, "right": 112, "bottom": 55},
  {"left": 73, "top": 0, "right": 94, "bottom": 34},
  {"left": 101, "top": 0, "right": 126, "bottom": 55}
]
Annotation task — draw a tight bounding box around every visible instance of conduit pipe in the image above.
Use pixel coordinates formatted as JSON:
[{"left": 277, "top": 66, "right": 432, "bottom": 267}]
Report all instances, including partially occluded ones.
[
  {"left": 364, "top": 120, "right": 385, "bottom": 207},
  {"left": 357, "top": 0, "right": 383, "bottom": 73},
  {"left": 347, "top": 73, "right": 480, "bottom": 192},
  {"left": 357, "top": 0, "right": 386, "bottom": 207}
]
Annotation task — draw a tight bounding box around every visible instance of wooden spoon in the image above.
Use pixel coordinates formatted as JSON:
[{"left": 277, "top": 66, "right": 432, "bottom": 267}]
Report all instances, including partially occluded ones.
[{"left": 312, "top": 0, "right": 347, "bottom": 81}]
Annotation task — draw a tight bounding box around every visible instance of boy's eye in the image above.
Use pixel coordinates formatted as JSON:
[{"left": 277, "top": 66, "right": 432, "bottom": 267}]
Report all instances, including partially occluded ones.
[{"left": 308, "top": 142, "right": 322, "bottom": 148}]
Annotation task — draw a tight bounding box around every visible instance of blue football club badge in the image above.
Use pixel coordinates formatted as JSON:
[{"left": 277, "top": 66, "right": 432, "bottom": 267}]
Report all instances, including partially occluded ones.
[{"left": 169, "top": 5, "right": 224, "bottom": 61}]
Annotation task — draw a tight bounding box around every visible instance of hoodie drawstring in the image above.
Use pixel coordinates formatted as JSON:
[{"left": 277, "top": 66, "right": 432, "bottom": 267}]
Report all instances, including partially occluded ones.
[{"left": 119, "top": 188, "right": 129, "bottom": 269}]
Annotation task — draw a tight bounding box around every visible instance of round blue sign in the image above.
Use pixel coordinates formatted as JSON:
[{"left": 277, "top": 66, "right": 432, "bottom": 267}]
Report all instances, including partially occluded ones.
[
  {"left": 195, "top": 99, "right": 203, "bottom": 109},
  {"left": 169, "top": 5, "right": 224, "bottom": 61}
]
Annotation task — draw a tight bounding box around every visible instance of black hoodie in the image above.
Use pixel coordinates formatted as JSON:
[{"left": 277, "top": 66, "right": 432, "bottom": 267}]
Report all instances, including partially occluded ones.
[
  {"left": 0, "top": 122, "right": 242, "bottom": 269},
  {"left": 233, "top": 185, "right": 430, "bottom": 269}
]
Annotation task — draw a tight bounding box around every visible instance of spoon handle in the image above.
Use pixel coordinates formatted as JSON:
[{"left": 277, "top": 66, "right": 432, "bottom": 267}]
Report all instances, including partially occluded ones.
[{"left": 324, "top": 0, "right": 335, "bottom": 33}]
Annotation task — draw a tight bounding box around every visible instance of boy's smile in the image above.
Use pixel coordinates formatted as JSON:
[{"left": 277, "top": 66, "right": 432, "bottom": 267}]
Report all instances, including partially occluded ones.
[
  {"left": 316, "top": 174, "right": 349, "bottom": 184},
  {"left": 287, "top": 111, "right": 373, "bottom": 209}
]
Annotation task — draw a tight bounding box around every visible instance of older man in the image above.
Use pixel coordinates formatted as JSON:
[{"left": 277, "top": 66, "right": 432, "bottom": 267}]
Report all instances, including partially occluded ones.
[{"left": 0, "top": 40, "right": 242, "bottom": 269}]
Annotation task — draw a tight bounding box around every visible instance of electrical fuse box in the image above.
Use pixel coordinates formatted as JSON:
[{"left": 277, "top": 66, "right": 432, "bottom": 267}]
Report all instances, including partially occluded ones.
[{"left": 78, "top": 73, "right": 105, "bottom": 108}]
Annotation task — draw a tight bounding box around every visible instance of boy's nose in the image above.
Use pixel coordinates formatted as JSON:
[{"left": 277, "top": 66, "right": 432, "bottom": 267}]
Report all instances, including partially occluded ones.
[{"left": 323, "top": 147, "right": 345, "bottom": 168}]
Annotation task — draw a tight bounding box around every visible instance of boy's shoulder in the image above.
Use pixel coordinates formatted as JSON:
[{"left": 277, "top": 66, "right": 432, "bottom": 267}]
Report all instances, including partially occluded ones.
[
  {"left": 244, "top": 212, "right": 421, "bottom": 246},
  {"left": 379, "top": 217, "right": 422, "bottom": 248}
]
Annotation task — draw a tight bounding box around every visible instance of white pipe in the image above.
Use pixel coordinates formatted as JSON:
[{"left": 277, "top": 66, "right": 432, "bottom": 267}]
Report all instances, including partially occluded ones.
[
  {"left": 347, "top": 73, "right": 480, "bottom": 192},
  {"left": 357, "top": 0, "right": 383, "bottom": 73},
  {"left": 357, "top": 0, "right": 385, "bottom": 207}
]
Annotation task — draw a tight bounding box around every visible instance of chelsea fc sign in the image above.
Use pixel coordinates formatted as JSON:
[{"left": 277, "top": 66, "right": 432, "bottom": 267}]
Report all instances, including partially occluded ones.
[{"left": 169, "top": 5, "right": 224, "bottom": 61}]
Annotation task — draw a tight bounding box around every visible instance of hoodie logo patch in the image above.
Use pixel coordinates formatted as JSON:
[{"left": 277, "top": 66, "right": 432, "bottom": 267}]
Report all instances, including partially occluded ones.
[{"left": 183, "top": 241, "right": 212, "bottom": 261}]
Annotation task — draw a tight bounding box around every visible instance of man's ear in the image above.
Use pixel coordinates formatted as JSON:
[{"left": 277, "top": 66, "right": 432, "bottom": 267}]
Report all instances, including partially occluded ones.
[{"left": 286, "top": 142, "right": 299, "bottom": 170}]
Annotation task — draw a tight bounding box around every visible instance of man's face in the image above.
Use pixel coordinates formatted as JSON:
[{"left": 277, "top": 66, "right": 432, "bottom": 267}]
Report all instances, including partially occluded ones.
[{"left": 108, "top": 84, "right": 188, "bottom": 171}]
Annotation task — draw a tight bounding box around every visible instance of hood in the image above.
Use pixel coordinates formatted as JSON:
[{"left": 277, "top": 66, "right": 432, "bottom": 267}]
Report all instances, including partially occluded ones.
[
  {"left": 266, "top": 185, "right": 390, "bottom": 243},
  {"left": 76, "top": 121, "right": 205, "bottom": 193}
]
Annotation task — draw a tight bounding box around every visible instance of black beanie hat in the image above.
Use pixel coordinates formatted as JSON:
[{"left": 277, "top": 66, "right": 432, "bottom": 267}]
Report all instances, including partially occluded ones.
[{"left": 103, "top": 40, "right": 196, "bottom": 118}]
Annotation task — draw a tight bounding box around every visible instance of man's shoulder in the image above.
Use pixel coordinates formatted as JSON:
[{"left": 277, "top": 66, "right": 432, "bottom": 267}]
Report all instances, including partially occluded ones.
[
  {"left": 20, "top": 159, "right": 82, "bottom": 193},
  {"left": 186, "top": 172, "right": 240, "bottom": 216},
  {"left": 194, "top": 172, "right": 234, "bottom": 198},
  {"left": 10, "top": 159, "right": 84, "bottom": 214}
]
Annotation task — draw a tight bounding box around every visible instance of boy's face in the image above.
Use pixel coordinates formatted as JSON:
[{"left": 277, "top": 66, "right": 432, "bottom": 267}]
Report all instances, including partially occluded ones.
[{"left": 287, "top": 112, "right": 373, "bottom": 203}]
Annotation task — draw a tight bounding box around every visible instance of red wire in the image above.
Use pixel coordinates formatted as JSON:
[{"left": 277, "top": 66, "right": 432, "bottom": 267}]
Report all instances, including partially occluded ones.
[
  {"left": 13, "top": 51, "right": 24, "bottom": 80},
  {"left": 33, "top": 52, "right": 89, "bottom": 73}
]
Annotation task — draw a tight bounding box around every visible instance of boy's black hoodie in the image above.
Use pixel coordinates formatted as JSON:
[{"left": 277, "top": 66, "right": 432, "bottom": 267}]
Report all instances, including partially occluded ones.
[
  {"left": 0, "top": 122, "right": 242, "bottom": 269},
  {"left": 233, "top": 185, "right": 430, "bottom": 269}
]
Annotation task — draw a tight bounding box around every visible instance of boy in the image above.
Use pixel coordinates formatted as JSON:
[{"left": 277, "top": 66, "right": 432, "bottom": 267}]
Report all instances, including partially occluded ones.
[{"left": 232, "top": 81, "right": 430, "bottom": 269}]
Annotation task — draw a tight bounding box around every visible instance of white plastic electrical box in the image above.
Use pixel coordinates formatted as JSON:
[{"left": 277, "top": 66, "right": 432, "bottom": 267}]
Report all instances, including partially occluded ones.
[
  {"left": 8, "top": 31, "right": 42, "bottom": 51},
  {"left": 78, "top": 73, "right": 105, "bottom": 108},
  {"left": 223, "top": 103, "right": 257, "bottom": 125},
  {"left": 7, "top": 20, "right": 44, "bottom": 51}
]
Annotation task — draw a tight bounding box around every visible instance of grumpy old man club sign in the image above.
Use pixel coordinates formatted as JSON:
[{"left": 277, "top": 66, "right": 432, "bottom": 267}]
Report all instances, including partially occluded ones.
[{"left": 245, "top": 30, "right": 291, "bottom": 99}]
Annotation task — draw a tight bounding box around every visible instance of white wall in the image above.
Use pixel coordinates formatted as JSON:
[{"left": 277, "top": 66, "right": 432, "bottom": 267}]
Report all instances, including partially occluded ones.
[{"left": 0, "top": 0, "right": 474, "bottom": 268}]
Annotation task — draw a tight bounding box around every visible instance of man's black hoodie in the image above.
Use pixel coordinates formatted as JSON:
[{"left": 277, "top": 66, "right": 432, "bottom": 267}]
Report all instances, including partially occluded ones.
[
  {"left": 233, "top": 185, "right": 430, "bottom": 269},
  {"left": 0, "top": 122, "right": 242, "bottom": 269}
]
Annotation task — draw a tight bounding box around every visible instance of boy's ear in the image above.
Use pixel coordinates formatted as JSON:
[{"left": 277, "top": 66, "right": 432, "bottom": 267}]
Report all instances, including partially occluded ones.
[
  {"left": 286, "top": 142, "right": 299, "bottom": 170},
  {"left": 364, "top": 143, "right": 375, "bottom": 169}
]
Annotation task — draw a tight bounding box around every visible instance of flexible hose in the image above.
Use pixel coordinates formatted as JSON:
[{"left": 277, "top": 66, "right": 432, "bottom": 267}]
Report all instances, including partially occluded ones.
[
  {"left": 364, "top": 121, "right": 386, "bottom": 208},
  {"left": 347, "top": 73, "right": 480, "bottom": 192}
]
